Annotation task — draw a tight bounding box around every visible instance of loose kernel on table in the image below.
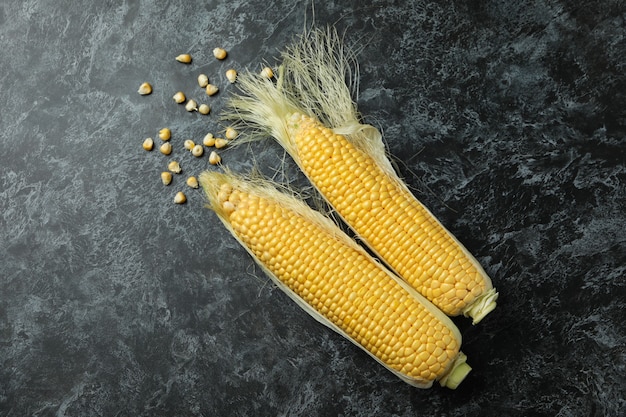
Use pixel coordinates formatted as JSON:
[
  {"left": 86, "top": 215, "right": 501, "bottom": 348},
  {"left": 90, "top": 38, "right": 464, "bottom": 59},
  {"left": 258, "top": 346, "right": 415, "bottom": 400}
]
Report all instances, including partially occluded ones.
[
  {"left": 192, "top": 144, "right": 204, "bottom": 157},
  {"left": 173, "top": 91, "right": 186, "bottom": 104},
  {"left": 205, "top": 84, "right": 219, "bottom": 96},
  {"left": 198, "top": 103, "right": 210, "bottom": 115},
  {"left": 138, "top": 82, "right": 152, "bottom": 95},
  {"left": 185, "top": 99, "right": 198, "bottom": 112},
  {"left": 158, "top": 128, "right": 171, "bottom": 141},
  {"left": 142, "top": 137, "right": 154, "bottom": 151},
  {"left": 225, "top": 127, "right": 238, "bottom": 140},
  {"left": 208, "top": 150, "right": 221, "bottom": 165},
  {"left": 186, "top": 176, "right": 199, "bottom": 188},
  {"left": 168, "top": 160, "right": 182, "bottom": 173},
  {"left": 161, "top": 171, "right": 173, "bottom": 185},
  {"left": 175, "top": 53, "right": 192, "bottom": 64},
  {"left": 184, "top": 139, "right": 195, "bottom": 151},
  {"left": 203, "top": 133, "right": 215, "bottom": 147},
  {"left": 159, "top": 142, "right": 172, "bottom": 155},
  {"left": 214, "top": 138, "right": 228, "bottom": 149},
  {"left": 225, "top": 69, "right": 237, "bottom": 83},
  {"left": 260, "top": 67, "right": 274, "bottom": 79},
  {"left": 197, "top": 73, "right": 209, "bottom": 88},
  {"left": 174, "top": 191, "right": 187, "bottom": 204},
  {"left": 213, "top": 47, "right": 227, "bottom": 60}
]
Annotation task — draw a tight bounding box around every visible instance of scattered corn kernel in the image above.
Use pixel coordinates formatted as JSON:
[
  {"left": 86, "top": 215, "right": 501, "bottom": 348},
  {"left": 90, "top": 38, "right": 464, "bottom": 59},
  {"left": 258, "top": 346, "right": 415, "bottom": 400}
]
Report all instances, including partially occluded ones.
[
  {"left": 138, "top": 82, "right": 153, "bottom": 95},
  {"left": 185, "top": 99, "right": 198, "bottom": 112},
  {"left": 203, "top": 133, "right": 215, "bottom": 147},
  {"left": 198, "top": 103, "right": 210, "bottom": 115},
  {"left": 226, "top": 69, "right": 237, "bottom": 83},
  {"left": 159, "top": 142, "right": 172, "bottom": 155},
  {"left": 205, "top": 84, "right": 219, "bottom": 96},
  {"left": 261, "top": 67, "right": 274, "bottom": 79},
  {"left": 225, "top": 127, "right": 238, "bottom": 140},
  {"left": 208, "top": 150, "right": 221, "bottom": 165},
  {"left": 161, "top": 171, "right": 173, "bottom": 185},
  {"left": 158, "top": 128, "right": 171, "bottom": 141},
  {"left": 175, "top": 53, "right": 192, "bottom": 64},
  {"left": 192, "top": 144, "right": 204, "bottom": 157},
  {"left": 142, "top": 137, "right": 154, "bottom": 151},
  {"left": 213, "top": 47, "right": 227, "bottom": 60},
  {"left": 198, "top": 73, "right": 209, "bottom": 88},
  {"left": 168, "top": 160, "right": 182, "bottom": 173},
  {"left": 183, "top": 139, "right": 195, "bottom": 151},
  {"left": 174, "top": 191, "right": 187, "bottom": 204},
  {"left": 173, "top": 91, "right": 186, "bottom": 103},
  {"left": 186, "top": 176, "right": 199, "bottom": 188},
  {"left": 214, "top": 138, "right": 228, "bottom": 149}
]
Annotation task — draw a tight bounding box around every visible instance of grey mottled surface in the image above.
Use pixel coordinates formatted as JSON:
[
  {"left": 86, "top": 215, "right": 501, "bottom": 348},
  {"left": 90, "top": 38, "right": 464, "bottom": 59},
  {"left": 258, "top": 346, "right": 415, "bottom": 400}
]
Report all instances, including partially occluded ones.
[{"left": 1, "top": 0, "right": 625, "bottom": 416}]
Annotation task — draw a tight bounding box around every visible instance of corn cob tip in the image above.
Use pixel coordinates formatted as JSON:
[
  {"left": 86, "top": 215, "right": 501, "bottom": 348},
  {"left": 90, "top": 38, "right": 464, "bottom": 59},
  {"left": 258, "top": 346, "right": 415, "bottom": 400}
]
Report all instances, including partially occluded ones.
[{"left": 463, "top": 288, "right": 499, "bottom": 325}]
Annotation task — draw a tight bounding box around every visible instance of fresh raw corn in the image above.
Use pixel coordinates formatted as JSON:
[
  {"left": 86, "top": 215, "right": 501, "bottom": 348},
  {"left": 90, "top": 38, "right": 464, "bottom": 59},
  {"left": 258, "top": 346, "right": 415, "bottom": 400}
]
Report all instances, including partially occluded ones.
[
  {"left": 198, "top": 103, "right": 211, "bottom": 115},
  {"left": 208, "top": 150, "right": 221, "bottom": 165},
  {"left": 203, "top": 132, "right": 216, "bottom": 147},
  {"left": 173, "top": 91, "right": 186, "bottom": 104},
  {"left": 285, "top": 113, "right": 497, "bottom": 321},
  {"left": 184, "top": 139, "right": 196, "bottom": 151},
  {"left": 226, "top": 68, "right": 238, "bottom": 83},
  {"left": 224, "top": 28, "right": 498, "bottom": 323},
  {"left": 142, "top": 137, "right": 154, "bottom": 151},
  {"left": 158, "top": 128, "right": 171, "bottom": 141},
  {"left": 137, "top": 82, "right": 152, "bottom": 95},
  {"left": 198, "top": 74, "right": 209, "bottom": 88},
  {"left": 199, "top": 171, "right": 471, "bottom": 389},
  {"left": 192, "top": 144, "right": 204, "bottom": 157},
  {"left": 174, "top": 191, "right": 186, "bottom": 204},
  {"left": 175, "top": 53, "right": 192, "bottom": 64}
]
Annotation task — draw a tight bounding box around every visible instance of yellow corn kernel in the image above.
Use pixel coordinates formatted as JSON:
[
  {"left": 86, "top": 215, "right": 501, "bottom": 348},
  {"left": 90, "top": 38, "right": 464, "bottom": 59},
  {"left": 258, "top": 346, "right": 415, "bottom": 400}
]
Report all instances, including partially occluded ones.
[
  {"left": 225, "top": 127, "right": 238, "bottom": 140},
  {"left": 260, "top": 66, "right": 274, "bottom": 79},
  {"left": 137, "top": 82, "right": 152, "bottom": 95},
  {"left": 198, "top": 103, "right": 211, "bottom": 115},
  {"left": 161, "top": 171, "right": 173, "bottom": 185},
  {"left": 214, "top": 138, "right": 228, "bottom": 149},
  {"left": 185, "top": 99, "right": 198, "bottom": 112},
  {"left": 208, "top": 150, "right": 221, "bottom": 165},
  {"left": 191, "top": 144, "right": 204, "bottom": 157},
  {"left": 199, "top": 171, "right": 470, "bottom": 389},
  {"left": 174, "top": 191, "right": 186, "bottom": 204},
  {"left": 184, "top": 139, "right": 195, "bottom": 151},
  {"left": 175, "top": 53, "right": 192, "bottom": 64},
  {"left": 173, "top": 91, "right": 186, "bottom": 104},
  {"left": 186, "top": 176, "right": 199, "bottom": 188},
  {"left": 203, "top": 133, "right": 215, "bottom": 147},
  {"left": 159, "top": 142, "right": 172, "bottom": 155},
  {"left": 168, "top": 160, "right": 181, "bottom": 173},
  {"left": 197, "top": 74, "right": 209, "bottom": 88},
  {"left": 213, "top": 47, "right": 227, "bottom": 60},
  {"left": 205, "top": 84, "right": 219, "bottom": 96},
  {"left": 226, "top": 69, "right": 237, "bottom": 83},
  {"left": 142, "top": 137, "right": 153, "bottom": 151},
  {"left": 158, "top": 128, "right": 171, "bottom": 141}
]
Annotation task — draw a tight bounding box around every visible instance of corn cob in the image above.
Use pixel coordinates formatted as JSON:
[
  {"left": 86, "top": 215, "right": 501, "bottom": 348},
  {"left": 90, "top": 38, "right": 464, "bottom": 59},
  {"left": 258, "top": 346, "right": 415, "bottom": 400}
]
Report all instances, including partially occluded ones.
[
  {"left": 199, "top": 171, "right": 471, "bottom": 389},
  {"left": 224, "top": 28, "right": 498, "bottom": 323}
]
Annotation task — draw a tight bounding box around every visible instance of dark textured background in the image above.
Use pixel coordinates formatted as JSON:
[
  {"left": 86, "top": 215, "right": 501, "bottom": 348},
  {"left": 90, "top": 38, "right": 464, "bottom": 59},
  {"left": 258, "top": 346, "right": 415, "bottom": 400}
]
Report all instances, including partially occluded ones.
[{"left": 1, "top": 1, "right": 625, "bottom": 416}]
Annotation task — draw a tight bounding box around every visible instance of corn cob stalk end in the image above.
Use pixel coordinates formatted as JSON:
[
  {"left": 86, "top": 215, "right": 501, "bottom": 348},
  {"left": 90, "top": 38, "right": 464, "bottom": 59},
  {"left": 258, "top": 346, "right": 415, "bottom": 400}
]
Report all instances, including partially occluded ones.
[{"left": 438, "top": 352, "right": 471, "bottom": 389}]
